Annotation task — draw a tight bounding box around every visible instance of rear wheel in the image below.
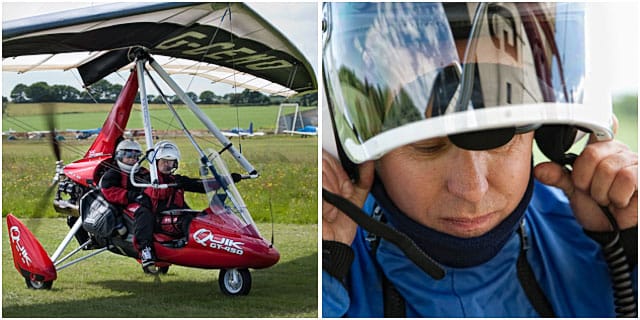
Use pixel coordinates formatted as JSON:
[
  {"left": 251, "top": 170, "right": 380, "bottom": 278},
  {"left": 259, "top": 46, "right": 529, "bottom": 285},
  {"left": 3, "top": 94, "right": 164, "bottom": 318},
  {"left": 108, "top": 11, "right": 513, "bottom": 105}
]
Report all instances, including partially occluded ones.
[
  {"left": 218, "top": 268, "right": 251, "bottom": 296},
  {"left": 143, "top": 265, "right": 170, "bottom": 275},
  {"left": 25, "top": 277, "right": 53, "bottom": 290}
]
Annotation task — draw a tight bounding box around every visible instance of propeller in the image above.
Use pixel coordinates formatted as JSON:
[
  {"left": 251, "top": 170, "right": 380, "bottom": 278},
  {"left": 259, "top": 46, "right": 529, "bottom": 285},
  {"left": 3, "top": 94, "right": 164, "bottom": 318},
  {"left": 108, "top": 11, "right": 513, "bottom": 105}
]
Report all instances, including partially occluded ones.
[{"left": 29, "top": 105, "right": 63, "bottom": 232}]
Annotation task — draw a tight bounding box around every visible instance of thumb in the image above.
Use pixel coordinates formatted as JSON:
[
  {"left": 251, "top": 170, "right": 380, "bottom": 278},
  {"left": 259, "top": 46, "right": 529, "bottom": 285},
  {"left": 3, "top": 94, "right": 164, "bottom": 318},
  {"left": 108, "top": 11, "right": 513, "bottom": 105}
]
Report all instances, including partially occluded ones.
[{"left": 534, "top": 161, "right": 575, "bottom": 198}]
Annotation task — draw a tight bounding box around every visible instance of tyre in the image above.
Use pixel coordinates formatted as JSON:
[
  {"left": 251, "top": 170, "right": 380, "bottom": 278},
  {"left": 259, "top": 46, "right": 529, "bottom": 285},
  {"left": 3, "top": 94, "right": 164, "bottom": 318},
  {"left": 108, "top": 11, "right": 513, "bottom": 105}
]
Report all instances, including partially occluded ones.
[
  {"left": 25, "top": 277, "right": 53, "bottom": 290},
  {"left": 143, "top": 264, "right": 170, "bottom": 275},
  {"left": 218, "top": 268, "right": 251, "bottom": 296}
]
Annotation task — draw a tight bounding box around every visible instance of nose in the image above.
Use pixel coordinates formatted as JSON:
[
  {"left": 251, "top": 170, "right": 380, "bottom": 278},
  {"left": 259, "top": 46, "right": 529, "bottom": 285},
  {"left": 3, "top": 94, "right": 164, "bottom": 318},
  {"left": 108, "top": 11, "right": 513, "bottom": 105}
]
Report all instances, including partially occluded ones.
[{"left": 446, "top": 149, "right": 489, "bottom": 203}]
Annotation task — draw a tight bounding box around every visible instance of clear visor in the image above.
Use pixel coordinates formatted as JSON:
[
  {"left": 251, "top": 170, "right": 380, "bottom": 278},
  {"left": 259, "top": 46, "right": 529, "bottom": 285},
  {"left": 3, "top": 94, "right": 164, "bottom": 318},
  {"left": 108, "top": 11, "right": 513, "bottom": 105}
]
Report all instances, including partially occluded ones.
[
  {"left": 323, "top": 2, "right": 612, "bottom": 163},
  {"left": 117, "top": 149, "right": 141, "bottom": 160}
]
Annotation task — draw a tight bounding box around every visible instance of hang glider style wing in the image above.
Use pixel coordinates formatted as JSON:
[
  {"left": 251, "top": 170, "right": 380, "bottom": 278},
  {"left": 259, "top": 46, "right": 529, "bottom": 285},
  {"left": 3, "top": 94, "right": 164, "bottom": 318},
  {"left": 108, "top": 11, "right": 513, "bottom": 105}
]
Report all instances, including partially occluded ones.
[{"left": 3, "top": 2, "right": 316, "bottom": 97}]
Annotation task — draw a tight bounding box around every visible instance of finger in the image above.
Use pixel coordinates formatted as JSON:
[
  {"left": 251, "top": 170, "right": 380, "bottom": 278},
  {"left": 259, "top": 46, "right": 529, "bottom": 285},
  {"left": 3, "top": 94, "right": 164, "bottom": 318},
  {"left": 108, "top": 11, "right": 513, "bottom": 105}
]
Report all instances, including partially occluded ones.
[
  {"left": 590, "top": 152, "right": 636, "bottom": 205},
  {"left": 322, "top": 150, "right": 350, "bottom": 193},
  {"left": 322, "top": 199, "right": 340, "bottom": 222},
  {"left": 608, "top": 165, "right": 638, "bottom": 209},
  {"left": 612, "top": 195, "right": 638, "bottom": 230},
  {"left": 355, "top": 161, "right": 375, "bottom": 193},
  {"left": 534, "top": 161, "right": 575, "bottom": 198},
  {"left": 322, "top": 151, "right": 349, "bottom": 222},
  {"left": 571, "top": 140, "right": 625, "bottom": 192}
]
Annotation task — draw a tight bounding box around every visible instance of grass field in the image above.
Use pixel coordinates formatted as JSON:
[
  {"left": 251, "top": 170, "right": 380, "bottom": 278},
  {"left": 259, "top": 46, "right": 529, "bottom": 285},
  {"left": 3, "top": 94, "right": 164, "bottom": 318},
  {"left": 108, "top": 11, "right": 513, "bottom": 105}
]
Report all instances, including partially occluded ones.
[
  {"left": 2, "top": 135, "right": 318, "bottom": 224},
  {"left": 2, "top": 103, "right": 316, "bottom": 132},
  {"left": 2, "top": 219, "right": 317, "bottom": 318}
]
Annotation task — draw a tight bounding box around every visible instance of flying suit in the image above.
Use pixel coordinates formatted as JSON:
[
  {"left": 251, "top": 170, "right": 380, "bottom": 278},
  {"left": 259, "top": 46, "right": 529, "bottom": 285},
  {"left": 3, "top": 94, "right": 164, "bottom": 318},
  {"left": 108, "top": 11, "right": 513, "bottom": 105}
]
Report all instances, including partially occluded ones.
[
  {"left": 322, "top": 180, "right": 638, "bottom": 317},
  {"left": 134, "top": 173, "right": 207, "bottom": 248},
  {"left": 100, "top": 166, "right": 149, "bottom": 208}
]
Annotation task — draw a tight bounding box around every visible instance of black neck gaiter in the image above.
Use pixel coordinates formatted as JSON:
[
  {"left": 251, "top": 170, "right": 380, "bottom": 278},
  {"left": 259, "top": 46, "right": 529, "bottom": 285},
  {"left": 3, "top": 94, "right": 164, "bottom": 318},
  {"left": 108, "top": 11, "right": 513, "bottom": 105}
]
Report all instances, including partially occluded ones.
[{"left": 371, "top": 170, "right": 534, "bottom": 268}]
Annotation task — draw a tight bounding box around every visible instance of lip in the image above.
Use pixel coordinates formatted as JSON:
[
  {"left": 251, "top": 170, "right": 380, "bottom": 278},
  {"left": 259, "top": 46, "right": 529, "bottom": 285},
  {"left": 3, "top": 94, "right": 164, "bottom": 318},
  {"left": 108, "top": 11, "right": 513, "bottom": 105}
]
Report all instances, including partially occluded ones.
[{"left": 440, "top": 212, "right": 497, "bottom": 236}]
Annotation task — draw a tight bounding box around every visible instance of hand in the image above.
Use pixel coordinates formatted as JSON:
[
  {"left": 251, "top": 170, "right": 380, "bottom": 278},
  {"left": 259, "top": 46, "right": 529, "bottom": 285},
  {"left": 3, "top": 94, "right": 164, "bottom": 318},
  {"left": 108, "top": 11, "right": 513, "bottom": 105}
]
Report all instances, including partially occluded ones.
[
  {"left": 534, "top": 118, "right": 638, "bottom": 231},
  {"left": 134, "top": 193, "right": 152, "bottom": 209},
  {"left": 322, "top": 149, "right": 375, "bottom": 245},
  {"left": 231, "top": 173, "right": 243, "bottom": 183},
  {"left": 173, "top": 175, "right": 187, "bottom": 187}
]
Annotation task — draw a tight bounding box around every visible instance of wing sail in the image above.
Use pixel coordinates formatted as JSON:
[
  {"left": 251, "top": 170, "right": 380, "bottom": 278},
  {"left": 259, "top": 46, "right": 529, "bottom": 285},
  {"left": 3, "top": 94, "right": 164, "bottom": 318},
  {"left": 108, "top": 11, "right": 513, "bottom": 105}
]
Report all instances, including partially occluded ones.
[{"left": 2, "top": 2, "right": 316, "bottom": 96}]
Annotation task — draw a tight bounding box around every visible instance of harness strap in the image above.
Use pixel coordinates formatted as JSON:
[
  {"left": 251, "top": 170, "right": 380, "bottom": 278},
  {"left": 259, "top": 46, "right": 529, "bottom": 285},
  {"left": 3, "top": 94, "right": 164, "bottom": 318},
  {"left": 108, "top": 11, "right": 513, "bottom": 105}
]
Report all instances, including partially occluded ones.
[
  {"left": 382, "top": 274, "right": 406, "bottom": 317},
  {"left": 366, "top": 205, "right": 405, "bottom": 317},
  {"left": 516, "top": 222, "right": 556, "bottom": 317}
]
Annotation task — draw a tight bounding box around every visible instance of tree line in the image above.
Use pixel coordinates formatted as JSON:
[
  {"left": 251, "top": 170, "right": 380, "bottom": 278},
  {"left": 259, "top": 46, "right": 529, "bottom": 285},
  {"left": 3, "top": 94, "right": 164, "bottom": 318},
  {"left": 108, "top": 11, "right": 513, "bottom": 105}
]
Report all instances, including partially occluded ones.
[{"left": 5, "top": 79, "right": 317, "bottom": 106}]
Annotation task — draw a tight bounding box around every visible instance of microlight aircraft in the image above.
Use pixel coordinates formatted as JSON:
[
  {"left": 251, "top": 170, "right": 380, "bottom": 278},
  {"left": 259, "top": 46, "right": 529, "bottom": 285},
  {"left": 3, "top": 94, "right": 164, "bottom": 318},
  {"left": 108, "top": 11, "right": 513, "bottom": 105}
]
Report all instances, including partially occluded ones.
[
  {"left": 284, "top": 125, "right": 318, "bottom": 136},
  {"left": 222, "top": 122, "right": 265, "bottom": 137},
  {"left": 3, "top": 2, "right": 316, "bottom": 295}
]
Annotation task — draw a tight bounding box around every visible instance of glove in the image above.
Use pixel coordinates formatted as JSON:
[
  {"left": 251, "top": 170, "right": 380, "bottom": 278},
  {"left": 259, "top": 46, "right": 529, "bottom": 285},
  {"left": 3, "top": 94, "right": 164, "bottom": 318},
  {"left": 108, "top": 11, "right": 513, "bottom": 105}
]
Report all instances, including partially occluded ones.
[
  {"left": 172, "top": 175, "right": 184, "bottom": 187},
  {"left": 231, "top": 173, "right": 243, "bottom": 183},
  {"left": 126, "top": 190, "right": 139, "bottom": 203},
  {"left": 134, "top": 193, "right": 152, "bottom": 208}
]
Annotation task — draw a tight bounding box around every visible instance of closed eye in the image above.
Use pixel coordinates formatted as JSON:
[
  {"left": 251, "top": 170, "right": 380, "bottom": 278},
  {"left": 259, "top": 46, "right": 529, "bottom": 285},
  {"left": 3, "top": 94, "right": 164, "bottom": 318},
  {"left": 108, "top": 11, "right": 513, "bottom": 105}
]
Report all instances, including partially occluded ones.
[{"left": 409, "top": 137, "right": 451, "bottom": 156}]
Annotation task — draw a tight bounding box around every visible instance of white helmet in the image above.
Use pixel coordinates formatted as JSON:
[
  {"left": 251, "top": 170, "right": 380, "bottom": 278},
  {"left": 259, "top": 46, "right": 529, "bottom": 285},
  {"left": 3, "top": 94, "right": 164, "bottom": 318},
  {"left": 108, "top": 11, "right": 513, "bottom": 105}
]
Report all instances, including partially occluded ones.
[
  {"left": 153, "top": 140, "right": 181, "bottom": 171},
  {"left": 115, "top": 139, "right": 142, "bottom": 173},
  {"left": 323, "top": 3, "right": 613, "bottom": 168}
]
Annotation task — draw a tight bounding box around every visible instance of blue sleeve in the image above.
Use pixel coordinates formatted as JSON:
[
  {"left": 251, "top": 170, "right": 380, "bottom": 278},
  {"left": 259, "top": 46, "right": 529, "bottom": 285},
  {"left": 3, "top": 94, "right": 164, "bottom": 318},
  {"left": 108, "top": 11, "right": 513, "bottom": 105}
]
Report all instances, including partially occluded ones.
[{"left": 322, "top": 270, "right": 350, "bottom": 317}]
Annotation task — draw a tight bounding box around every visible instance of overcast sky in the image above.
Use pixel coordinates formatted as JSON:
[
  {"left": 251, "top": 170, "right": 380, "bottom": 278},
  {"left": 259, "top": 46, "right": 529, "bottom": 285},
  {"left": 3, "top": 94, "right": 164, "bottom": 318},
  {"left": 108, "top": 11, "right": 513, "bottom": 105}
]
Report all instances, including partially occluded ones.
[
  {"left": 2, "top": 2, "right": 638, "bottom": 97},
  {"left": 1, "top": 2, "right": 319, "bottom": 97}
]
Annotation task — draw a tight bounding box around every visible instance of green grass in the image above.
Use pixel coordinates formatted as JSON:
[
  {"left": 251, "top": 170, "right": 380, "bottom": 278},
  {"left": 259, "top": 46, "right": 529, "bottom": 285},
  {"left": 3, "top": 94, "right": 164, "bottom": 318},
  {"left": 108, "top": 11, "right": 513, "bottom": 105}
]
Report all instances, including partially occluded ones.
[
  {"left": 2, "top": 219, "right": 317, "bottom": 317},
  {"left": 2, "top": 103, "right": 316, "bottom": 132},
  {"left": 2, "top": 136, "right": 318, "bottom": 225}
]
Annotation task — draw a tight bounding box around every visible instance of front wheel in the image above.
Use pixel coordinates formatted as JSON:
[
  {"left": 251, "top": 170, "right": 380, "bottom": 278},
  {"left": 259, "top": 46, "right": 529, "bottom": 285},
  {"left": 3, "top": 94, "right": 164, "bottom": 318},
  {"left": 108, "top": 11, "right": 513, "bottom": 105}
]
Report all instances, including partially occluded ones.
[
  {"left": 25, "top": 277, "right": 53, "bottom": 290},
  {"left": 218, "top": 268, "right": 251, "bottom": 296}
]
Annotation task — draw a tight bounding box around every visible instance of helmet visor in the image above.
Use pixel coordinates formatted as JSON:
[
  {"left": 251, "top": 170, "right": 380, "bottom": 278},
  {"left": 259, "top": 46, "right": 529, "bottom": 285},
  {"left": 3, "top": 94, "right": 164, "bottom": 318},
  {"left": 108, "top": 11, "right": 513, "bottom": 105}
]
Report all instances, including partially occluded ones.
[
  {"left": 323, "top": 2, "right": 612, "bottom": 163},
  {"left": 117, "top": 149, "right": 141, "bottom": 160}
]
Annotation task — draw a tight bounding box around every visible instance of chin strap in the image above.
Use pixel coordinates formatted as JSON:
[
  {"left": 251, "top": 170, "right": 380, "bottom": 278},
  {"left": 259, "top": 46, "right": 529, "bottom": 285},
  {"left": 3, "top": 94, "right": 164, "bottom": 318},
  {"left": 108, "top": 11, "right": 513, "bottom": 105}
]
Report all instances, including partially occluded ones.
[{"left": 322, "top": 188, "right": 445, "bottom": 280}]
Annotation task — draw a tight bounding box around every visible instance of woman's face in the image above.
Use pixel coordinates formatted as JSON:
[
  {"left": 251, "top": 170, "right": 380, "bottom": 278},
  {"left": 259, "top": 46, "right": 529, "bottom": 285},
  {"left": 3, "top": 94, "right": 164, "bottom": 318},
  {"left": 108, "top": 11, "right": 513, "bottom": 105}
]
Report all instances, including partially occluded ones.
[{"left": 376, "top": 132, "right": 534, "bottom": 238}]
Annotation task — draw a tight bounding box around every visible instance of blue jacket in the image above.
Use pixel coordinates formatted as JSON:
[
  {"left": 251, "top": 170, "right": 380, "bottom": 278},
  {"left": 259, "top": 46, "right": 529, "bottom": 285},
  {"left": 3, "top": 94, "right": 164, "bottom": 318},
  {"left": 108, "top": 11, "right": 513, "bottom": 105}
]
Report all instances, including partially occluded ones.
[{"left": 323, "top": 180, "right": 638, "bottom": 317}]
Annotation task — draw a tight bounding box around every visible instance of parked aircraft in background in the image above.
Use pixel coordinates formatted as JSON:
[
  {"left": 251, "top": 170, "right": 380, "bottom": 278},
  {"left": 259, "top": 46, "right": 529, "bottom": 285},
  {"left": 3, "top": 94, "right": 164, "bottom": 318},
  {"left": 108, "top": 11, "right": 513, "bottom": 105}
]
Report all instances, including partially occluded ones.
[
  {"left": 222, "top": 122, "right": 265, "bottom": 137},
  {"left": 67, "top": 128, "right": 101, "bottom": 140},
  {"left": 3, "top": 128, "right": 17, "bottom": 140},
  {"left": 2, "top": 128, "right": 16, "bottom": 136},
  {"left": 27, "top": 130, "right": 65, "bottom": 140},
  {"left": 283, "top": 125, "right": 317, "bottom": 136}
]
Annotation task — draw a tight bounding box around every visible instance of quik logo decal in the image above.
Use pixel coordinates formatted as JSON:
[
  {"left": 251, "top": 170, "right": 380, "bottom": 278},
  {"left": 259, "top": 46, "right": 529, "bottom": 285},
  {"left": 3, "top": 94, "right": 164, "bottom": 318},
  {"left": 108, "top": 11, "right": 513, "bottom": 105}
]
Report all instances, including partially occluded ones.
[
  {"left": 10, "top": 226, "right": 33, "bottom": 266},
  {"left": 193, "top": 228, "right": 244, "bottom": 255}
]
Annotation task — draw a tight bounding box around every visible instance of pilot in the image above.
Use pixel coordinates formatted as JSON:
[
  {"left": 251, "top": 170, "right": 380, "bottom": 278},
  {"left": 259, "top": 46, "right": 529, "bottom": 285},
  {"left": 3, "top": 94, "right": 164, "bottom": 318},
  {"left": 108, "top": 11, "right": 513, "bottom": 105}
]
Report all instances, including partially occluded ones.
[
  {"left": 321, "top": 2, "right": 637, "bottom": 317},
  {"left": 100, "top": 139, "right": 148, "bottom": 231},
  {"left": 133, "top": 140, "right": 242, "bottom": 271}
]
